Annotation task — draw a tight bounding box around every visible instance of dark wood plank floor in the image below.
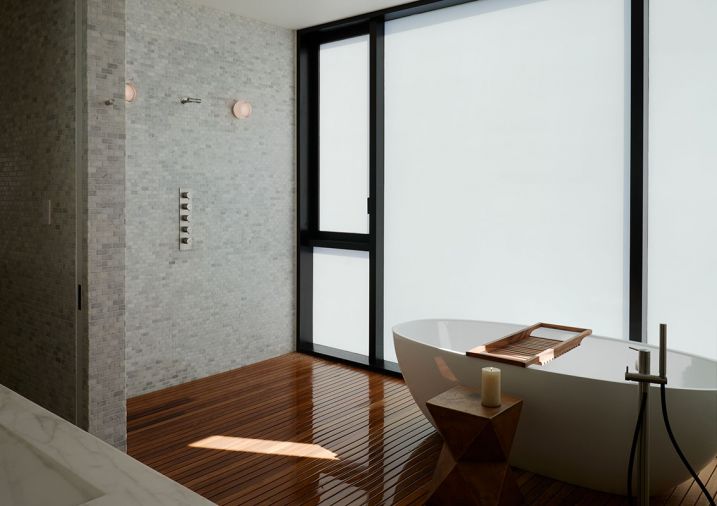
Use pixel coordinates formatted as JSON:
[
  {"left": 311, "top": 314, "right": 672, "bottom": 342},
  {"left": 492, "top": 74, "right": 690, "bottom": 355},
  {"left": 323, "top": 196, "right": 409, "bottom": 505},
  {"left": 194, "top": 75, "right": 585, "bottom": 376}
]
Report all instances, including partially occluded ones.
[{"left": 127, "top": 353, "right": 717, "bottom": 505}]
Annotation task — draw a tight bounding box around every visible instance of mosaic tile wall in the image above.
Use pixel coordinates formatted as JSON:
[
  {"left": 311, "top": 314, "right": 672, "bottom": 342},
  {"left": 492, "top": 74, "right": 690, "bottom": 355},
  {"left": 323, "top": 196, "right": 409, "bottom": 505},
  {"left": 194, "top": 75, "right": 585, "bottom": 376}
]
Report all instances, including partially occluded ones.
[
  {"left": 0, "top": 0, "right": 79, "bottom": 423},
  {"left": 85, "top": 0, "right": 128, "bottom": 449},
  {"left": 125, "top": 0, "right": 296, "bottom": 396}
]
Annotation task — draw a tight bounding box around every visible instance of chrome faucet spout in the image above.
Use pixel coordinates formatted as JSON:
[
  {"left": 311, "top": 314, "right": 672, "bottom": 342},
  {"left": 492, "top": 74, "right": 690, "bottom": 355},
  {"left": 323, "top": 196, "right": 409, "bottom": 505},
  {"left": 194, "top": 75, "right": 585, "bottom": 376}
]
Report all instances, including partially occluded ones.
[{"left": 659, "top": 324, "right": 667, "bottom": 380}]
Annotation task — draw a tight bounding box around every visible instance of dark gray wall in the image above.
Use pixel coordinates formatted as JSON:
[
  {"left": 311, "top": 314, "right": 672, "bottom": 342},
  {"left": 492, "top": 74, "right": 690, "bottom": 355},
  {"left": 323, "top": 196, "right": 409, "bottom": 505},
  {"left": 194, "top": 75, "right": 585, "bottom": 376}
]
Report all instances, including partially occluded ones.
[
  {"left": 0, "top": 0, "right": 128, "bottom": 450},
  {"left": 124, "top": 0, "right": 296, "bottom": 396},
  {"left": 0, "top": 0, "right": 79, "bottom": 423}
]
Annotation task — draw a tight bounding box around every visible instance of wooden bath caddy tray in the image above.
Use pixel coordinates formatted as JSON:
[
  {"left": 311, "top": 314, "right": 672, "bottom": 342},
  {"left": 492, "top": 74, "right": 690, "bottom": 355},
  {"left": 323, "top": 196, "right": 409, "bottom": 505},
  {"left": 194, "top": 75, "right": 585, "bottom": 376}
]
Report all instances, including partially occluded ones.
[{"left": 466, "top": 323, "right": 591, "bottom": 367}]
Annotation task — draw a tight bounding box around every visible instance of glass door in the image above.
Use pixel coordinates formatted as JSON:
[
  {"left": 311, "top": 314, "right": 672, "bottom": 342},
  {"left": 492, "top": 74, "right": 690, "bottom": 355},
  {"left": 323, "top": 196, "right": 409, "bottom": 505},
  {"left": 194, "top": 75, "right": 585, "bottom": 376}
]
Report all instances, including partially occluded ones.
[{"left": 297, "top": 24, "right": 390, "bottom": 369}]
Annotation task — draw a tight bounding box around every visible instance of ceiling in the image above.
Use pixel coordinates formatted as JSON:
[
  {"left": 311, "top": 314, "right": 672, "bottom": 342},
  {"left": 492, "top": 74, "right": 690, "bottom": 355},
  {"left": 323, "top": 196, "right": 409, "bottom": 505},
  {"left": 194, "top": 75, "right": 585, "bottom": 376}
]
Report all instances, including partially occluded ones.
[{"left": 188, "top": 0, "right": 412, "bottom": 29}]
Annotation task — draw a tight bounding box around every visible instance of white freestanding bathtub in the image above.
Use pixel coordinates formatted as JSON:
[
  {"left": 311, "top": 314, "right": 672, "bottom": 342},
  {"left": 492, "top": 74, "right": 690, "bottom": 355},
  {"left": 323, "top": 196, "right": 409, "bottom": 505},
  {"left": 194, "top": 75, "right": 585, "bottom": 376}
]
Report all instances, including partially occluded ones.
[{"left": 393, "top": 319, "right": 717, "bottom": 495}]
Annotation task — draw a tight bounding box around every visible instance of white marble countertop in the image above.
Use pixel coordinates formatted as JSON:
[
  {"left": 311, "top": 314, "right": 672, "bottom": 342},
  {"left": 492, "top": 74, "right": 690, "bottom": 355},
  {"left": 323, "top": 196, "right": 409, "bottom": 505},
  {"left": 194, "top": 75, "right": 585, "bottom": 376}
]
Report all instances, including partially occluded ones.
[{"left": 0, "top": 384, "right": 215, "bottom": 506}]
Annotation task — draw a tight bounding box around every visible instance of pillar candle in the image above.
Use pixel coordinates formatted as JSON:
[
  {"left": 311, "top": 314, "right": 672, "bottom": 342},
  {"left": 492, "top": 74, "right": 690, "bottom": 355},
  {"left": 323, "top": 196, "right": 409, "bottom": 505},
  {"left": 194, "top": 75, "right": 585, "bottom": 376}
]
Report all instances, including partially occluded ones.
[{"left": 481, "top": 367, "right": 501, "bottom": 407}]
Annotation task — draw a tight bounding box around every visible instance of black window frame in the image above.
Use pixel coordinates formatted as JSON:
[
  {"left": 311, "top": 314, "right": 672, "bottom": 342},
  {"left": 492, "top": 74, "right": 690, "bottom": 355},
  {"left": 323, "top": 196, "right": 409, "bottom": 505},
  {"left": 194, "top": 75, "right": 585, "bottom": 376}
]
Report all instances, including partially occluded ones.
[{"left": 297, "top": 0, "right": 647, "bottom": 376}]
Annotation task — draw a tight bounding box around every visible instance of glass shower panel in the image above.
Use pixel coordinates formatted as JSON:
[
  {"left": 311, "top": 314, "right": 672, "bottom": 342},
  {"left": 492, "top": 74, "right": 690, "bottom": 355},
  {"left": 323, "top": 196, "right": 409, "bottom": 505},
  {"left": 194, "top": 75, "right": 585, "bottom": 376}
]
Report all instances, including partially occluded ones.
[
  {"left": 647, "top": 0, "right": 717, "bottom": 360},
  {"left": 313, "top": 248, "right": 370, "bottom": 357},
  {"left": 383, "top": 0, "right": 629, "bottom": 363},
  {"left": 318, "top": 35, "right": 370, "bottom": 234}
]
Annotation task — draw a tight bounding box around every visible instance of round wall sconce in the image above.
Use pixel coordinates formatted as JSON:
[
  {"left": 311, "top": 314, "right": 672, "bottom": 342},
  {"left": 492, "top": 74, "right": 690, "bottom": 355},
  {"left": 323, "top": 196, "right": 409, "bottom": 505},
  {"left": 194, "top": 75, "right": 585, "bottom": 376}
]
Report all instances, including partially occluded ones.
[
  {"left": 125, "top": 82, "right": 138, "bottom": 102},
  {"left": 232, "top": 100, "right": 252, "bottom": 119}
]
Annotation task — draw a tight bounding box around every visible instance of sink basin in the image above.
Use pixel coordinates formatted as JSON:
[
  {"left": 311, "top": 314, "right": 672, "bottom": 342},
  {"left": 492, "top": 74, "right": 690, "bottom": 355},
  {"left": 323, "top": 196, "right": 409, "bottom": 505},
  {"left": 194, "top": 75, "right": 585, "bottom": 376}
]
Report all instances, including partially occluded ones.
[
  {"left": 0, "top": 383, "right": 214, "bottom": 505},
  {"left": 0, "top": 425, "right": 102, "bottom": 506}
]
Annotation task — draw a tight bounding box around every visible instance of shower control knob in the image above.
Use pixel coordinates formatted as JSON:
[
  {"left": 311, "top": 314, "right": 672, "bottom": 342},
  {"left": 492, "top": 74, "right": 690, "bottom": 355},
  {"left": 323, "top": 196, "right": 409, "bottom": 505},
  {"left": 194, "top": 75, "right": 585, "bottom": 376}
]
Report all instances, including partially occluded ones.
[{"left": 178, "top": 188, "right": 194, "bottom": 251}]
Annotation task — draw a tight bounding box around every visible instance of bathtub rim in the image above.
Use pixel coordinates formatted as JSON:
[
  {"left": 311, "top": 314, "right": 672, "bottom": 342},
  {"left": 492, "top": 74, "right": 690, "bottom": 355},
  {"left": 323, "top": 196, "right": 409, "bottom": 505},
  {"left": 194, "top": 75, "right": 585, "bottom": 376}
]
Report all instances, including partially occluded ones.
[{"left": 393, "top": 318, "right": 717, "bottom": 392}]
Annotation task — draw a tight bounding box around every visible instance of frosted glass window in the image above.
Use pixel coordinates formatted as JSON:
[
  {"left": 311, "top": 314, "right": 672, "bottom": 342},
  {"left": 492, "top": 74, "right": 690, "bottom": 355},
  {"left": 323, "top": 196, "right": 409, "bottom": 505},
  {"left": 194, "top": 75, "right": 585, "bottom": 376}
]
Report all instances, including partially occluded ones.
[
  {"left": 319, "top": 36, "right": 370, "bottom": 234},
  {"left": 313, "top": 248, "right": 370, "bottom": 356},
  {"left": 383, "top": 0, "right": 629, "bottom": 363},
  {"left": 647, "top": 0, "right": 717, "bottom": 360}
]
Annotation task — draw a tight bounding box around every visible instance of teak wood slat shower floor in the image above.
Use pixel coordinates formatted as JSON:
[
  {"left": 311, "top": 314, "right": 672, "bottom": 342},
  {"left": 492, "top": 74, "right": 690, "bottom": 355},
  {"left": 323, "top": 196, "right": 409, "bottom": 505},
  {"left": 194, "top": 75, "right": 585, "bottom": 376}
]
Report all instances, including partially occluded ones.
[{"left": 127, "top": 353, "right": 717, "bottom": 505}]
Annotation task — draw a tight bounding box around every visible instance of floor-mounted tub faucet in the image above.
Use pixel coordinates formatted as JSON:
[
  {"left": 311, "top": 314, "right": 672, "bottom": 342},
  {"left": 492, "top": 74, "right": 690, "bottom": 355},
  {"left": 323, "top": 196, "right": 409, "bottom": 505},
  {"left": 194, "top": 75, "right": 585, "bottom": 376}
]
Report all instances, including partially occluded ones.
[
  {"left": 624, "top": 325, "right": 715, "bottom": 506},
  {"left": 625, "top": 325, "right": 667, "bottom": 506}
]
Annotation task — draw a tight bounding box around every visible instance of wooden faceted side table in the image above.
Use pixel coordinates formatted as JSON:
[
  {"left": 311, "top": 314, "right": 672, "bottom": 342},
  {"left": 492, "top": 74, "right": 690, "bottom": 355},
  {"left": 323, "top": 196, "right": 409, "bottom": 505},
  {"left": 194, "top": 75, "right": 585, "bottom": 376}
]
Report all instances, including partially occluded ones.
[{"left": 426, "top": 385, "right": 523, "bottom": 506}]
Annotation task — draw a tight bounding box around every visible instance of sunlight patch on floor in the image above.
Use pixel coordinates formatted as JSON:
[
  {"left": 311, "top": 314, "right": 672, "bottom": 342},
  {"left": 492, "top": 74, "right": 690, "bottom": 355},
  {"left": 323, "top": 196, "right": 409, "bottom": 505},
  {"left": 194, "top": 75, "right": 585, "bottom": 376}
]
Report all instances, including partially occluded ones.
[{"left": 189, "top": 435, "right": 339, "bottom": 460}]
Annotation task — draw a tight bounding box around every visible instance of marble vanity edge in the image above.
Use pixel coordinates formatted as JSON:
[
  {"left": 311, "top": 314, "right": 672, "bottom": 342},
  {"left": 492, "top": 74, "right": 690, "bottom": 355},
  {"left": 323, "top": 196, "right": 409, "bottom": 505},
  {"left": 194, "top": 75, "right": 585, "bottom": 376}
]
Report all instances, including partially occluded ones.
[{"left": 0, "top": 384, "right": 215, "bottom": 506}]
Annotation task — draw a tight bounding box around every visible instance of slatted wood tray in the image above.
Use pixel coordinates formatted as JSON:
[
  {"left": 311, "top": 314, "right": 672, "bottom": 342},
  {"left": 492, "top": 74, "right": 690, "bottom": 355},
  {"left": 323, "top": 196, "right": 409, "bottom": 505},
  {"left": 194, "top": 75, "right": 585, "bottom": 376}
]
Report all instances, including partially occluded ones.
[{"left": 466, "top": 323, "right": 591, "bottom": 367}]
